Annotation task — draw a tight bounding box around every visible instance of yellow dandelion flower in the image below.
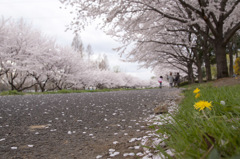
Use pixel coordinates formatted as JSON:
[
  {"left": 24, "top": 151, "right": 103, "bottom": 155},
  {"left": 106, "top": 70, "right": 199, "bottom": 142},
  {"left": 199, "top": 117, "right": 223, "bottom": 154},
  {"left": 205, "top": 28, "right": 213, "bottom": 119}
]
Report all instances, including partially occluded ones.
[
  {"left": 195, "top": 93, "right": 200, "bottom": 98},
  {"left": 193, "top": 88, "right": 200, "bottom": 94},
  {"left": 194, "top": 101, "right": 212, "bottom": 111}
]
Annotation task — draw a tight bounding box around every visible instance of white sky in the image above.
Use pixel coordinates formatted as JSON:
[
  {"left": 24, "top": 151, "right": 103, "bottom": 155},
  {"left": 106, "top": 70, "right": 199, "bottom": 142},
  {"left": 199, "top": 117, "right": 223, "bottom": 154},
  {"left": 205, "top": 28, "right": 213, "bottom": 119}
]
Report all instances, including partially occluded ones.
[{"left": 0, "top": 0, "right": 155, "bottom": 80}]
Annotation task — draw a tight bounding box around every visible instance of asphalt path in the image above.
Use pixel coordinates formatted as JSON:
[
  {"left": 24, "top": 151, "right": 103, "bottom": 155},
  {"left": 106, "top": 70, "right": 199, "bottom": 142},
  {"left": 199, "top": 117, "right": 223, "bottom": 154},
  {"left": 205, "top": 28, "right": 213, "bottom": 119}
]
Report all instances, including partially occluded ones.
[{"left": 0, "top": 88, "right": 177, "bottom": 159}]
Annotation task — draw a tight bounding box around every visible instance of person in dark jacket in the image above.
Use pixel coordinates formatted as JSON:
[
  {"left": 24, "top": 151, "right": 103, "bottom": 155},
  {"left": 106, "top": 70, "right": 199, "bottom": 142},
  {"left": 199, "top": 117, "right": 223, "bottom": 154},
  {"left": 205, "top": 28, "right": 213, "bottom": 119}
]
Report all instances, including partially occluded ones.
[{"left": 174, "top": 73, "right": 180, "bottom": 88}]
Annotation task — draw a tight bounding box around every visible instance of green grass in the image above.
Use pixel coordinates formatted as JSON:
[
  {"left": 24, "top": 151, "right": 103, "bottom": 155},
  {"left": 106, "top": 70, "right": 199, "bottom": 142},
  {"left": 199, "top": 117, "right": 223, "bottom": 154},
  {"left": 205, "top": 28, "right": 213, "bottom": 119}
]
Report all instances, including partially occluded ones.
[
  {"left": 0, "top": 90, "right": 25, "bottom": 96},
  {"left": 0, "top": 87, "right": 155, "bottom": 96},
  {"left": 154, "top": 83, "right": 240, "bottom": 159},
  {"left": 40, "top": 88, "right": 134, "bottom": 94}
]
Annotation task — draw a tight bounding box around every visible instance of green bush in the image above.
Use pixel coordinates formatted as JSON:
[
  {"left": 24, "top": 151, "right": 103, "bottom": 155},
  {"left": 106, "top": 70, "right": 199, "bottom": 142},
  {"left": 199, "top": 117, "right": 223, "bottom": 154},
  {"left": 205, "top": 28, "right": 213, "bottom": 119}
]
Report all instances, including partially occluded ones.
[
  {"left": 57, "top": 89, "right": 72, "bottom": 93},
  {"left": 179, "top": 81, "right": 189, "bottom": 87},
  {"left": 0, "top": 90, "right": 24, "bottom": 96},
  {"left": 234, "top": 57, "right": 240, "bottom": 75}
]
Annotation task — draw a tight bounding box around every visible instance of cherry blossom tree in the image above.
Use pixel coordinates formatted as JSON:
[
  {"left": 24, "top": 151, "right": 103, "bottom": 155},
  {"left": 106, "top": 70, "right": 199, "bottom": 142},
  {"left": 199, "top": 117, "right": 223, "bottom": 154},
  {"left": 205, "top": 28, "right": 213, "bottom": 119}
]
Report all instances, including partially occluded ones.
[
  {"left": 50, "top": 46, "right": 87, "bottom": 90},
  {"left": 61, "top": 0, "right": 240, "bottom": 79},
  {"left": 179, "top": 0, "right": 240, "bottom": 78},
  {"left": 0, "top": 17, "right": 9, "bottom": 79},
  {"left": 124, "top": 29, "right": 197, "bottom": 83},
  {"left": 0, "top": 17, "right": 155, "bottom": 91},
  {"left": 0, "top": 19, "right": 72, "bottom": 91},
  {"left": 0, "top": 19, "right": 41, "bottom": 91}
]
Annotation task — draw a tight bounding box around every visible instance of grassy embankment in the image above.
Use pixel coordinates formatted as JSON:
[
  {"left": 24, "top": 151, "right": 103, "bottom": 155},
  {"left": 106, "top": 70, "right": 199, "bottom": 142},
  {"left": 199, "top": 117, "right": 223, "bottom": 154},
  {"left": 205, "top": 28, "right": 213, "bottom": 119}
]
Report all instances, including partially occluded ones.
[
  {"left": 0, "top": 87, "right": 153, "bottom": 96},
  {"left": 154, "top": 82, "right": 240, "bottom": 159}
]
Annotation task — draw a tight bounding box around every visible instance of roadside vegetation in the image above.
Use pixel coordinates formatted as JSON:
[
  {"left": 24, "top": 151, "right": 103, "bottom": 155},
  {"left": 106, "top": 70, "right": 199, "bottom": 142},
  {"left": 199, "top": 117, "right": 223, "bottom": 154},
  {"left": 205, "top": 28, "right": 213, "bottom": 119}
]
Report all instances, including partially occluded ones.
[
  {"left": 154, "top": 82, "right": 240, "bottom": 158},
  {"left": 0, "top": 87, "right": 153, "bottom": 96}
]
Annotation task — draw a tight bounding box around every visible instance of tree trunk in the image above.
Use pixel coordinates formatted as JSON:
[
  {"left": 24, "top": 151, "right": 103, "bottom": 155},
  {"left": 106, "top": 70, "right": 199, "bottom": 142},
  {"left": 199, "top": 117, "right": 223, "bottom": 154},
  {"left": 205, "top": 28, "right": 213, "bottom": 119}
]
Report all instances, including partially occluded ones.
[
  {"left": 197, "top": 61, "right": 203, "bottom": 83},
  {"left": 202, "top": 41, "right": 212, "bottom": 81},
  {"left": 187, "top": 62, "right": 194, "bottom": 84},
  {"left": 204, "top": 52, "right": 212, "bottom": 81},
  {"left": 229, "top": 48, "right": 234, "bottom": 77},
  {"left": 193, "top": 49, "right": 203, "bottom": 83},
  {"left": 10, "top": 73, "right": 15, "bottom": 90},
  {"left": 34, "top": 84, "right": 38, "bottom": 92},
  {"left": 202, "top": 27, "right": 212, "bottom": 81},
  {"left": 39, "top": 84, "right": 45, "bottom": 92},
  {"left": 214, "top": 43, "right": 229, "bottom": 79}
]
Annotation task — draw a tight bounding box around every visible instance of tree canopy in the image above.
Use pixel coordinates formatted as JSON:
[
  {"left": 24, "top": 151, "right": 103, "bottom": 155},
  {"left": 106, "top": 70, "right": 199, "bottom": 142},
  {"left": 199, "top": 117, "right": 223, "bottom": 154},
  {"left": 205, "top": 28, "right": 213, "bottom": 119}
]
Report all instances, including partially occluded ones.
[
  {"left": 0, "top": 18, "right": 155, "bottom": 92},
  {"left": 61, "top": 0, "right": 240, "bottom": 80}
]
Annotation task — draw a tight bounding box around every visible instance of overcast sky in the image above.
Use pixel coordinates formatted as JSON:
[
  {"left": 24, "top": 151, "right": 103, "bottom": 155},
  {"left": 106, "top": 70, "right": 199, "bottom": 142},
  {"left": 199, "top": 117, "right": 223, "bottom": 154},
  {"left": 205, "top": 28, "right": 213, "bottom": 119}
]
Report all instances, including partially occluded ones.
[{"left": 0, "top": 0, "right": 155, "bottom": 80}]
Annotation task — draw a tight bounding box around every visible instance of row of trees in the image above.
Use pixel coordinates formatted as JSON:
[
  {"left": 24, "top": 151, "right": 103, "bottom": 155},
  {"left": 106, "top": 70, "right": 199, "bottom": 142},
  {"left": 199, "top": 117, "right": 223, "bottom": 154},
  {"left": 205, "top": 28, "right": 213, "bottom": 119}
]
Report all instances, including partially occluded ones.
[
  {"left": 61, "top": 0, "right": 240, "bottom": 83},
  {"left": 0, "top": 18, "right": 156, "bottom": 92}
]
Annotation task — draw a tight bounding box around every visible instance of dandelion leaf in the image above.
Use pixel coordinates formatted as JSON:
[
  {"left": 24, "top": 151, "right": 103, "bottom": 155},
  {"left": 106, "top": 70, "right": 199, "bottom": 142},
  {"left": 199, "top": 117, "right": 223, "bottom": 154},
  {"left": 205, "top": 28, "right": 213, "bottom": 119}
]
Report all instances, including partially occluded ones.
[{"left": 207, "top": 148, "right": 220, "bottom": 159}]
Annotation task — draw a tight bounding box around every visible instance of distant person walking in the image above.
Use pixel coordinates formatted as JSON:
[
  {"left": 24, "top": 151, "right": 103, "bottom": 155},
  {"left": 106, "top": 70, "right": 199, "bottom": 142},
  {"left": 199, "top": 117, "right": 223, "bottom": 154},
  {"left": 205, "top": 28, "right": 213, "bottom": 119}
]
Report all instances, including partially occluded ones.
[
  {"left": 168, "top": 72, "right": 174, "bottom": 88},
  {"left": 175, "top": 72, "right": 180, "bottom": 88},
  {"left": 158, "top": 76, "right": 163, "bottom": 88}
]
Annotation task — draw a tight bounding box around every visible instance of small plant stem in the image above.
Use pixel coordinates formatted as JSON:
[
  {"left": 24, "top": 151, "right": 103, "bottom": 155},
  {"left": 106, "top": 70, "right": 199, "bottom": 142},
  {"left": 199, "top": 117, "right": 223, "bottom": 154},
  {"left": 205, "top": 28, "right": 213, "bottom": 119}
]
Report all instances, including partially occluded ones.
[
  {"left": 202, "top": 110, "right": 209, "bottom": 119},
  {"left": 200, "top": 144, "right": 214, "bottom": 159}
]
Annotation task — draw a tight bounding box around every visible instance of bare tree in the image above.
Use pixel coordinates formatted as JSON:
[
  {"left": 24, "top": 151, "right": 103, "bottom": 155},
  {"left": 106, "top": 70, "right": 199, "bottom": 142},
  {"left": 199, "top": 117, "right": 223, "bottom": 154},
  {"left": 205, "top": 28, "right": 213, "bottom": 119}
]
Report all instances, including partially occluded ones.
[
  {"left": 86, "top": 44, "right": 93, "bottom": 61},
  {"left": 71, "top": 33, "right": 84, "bottom": 58}
]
